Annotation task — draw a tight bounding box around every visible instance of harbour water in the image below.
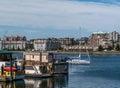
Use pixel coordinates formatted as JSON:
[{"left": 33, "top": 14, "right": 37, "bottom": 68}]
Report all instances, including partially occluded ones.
[{"left": 1, "top": 54, "right": 120, "bottom": 88}]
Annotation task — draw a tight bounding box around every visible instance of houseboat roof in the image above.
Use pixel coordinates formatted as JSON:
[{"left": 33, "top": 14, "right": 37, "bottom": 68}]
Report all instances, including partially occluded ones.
[
  {"left": 0, "top": 50, "right": 12, "bottom": 54},
  {"left": 24, "top": 51, "right": 53, "bottom": 55}
]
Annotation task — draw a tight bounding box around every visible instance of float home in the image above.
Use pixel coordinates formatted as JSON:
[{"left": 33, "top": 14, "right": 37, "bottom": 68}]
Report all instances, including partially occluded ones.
[{"left": 23, "top": 51, "right": 68, "bottom": 78}]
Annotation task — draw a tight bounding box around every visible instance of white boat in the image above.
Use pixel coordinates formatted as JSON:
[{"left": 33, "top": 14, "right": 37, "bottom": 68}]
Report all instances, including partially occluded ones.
[
  {"left": 66, "top": 28, "right": 91, "bottom": 65},
  {"left": 66, "top": 54, "right": 90, "bottom": 65}
]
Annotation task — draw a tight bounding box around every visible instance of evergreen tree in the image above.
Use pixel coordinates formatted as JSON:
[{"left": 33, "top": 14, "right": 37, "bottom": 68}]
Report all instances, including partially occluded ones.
[
  {"left": 98, "top": 45, "right": 104, "bottom": 51},
  {"left": 17, "top": 46, "right": 20, "bottom": 51},
  {"left": 12, "top": 46, "right": 15, "bottom": 51},
  {"left": 115, "top": 44, "right": 120, "bottom": 51},
  {"left": 107, "top": 46, "right": 113, "bottom": 51}
]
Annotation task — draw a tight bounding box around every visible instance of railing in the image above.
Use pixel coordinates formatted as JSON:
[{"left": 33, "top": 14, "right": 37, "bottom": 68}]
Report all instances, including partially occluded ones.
[{"left": 20, "top": 60, "right": 52, "bottom": 66}]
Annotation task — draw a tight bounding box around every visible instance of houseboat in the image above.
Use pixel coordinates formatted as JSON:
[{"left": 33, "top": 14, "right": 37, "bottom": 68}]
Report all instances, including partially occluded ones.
[
  {"left": 0, "top": 50, "right": 24, "bottom": 81},
  {"left": 23, "top": 51, "right": 68, "bottom": 78},
  {"left": 23, "top": 51, "right": 54, "bottom": 78}
]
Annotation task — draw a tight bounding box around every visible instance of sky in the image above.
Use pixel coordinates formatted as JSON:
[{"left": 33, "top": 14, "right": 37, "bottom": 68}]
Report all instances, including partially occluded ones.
[{"left": 0, "top": 0, "right": 120, "bottom": 39}]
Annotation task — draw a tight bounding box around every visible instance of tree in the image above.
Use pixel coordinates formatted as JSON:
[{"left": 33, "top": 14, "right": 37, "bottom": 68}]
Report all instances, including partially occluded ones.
[
  {"left": 17, "top": 46, "right": 20, "bottom": 51},
  {"left": 12, "top": 46, "right": 15, "bottom": 51},
  {"left": 115, "top": 44, "right": 120, "bottom": 51},
  {"left": 98, "top": 45, "right": 104, "bottom": 51},
  {"left": 107, "top": 46, "right": 113, "bottom": 51}
]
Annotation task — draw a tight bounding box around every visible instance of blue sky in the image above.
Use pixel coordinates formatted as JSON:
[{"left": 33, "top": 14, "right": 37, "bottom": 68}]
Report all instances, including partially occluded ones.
[{"left": 0, "top": 0, "right": 120, "bottom": 39}]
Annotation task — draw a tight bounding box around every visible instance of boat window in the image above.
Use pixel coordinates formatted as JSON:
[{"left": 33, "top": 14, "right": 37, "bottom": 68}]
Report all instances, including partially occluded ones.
[
  {"left": 25, "top": 66, "right": 34, "bottom": 70},
  {"left": 32, "top": 55, "right": 34, "bottom": 59}
]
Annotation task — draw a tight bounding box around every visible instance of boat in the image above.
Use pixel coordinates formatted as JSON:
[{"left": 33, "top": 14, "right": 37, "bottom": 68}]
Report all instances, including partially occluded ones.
[
  {"left": 24, "top": 51, "right": 69, "bottom": 78},
  {"left": 66, "top": 42, "right": 91, "bottom": 65},
  {"left": 66, "top": 53, "right": 90, "bottom": 65},
  {"left": 66, "top": 29, "right": 91, "bottom": 65},
  {"left": 0, "top": 50, "right": 25, "bottom": 81}
]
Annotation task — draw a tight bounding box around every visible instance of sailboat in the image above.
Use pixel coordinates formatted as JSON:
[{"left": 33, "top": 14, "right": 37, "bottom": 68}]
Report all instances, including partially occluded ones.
[
  {"left": 66, "top": 29, "right": 90, "bottom": 65},
  {"left": 66, "top": 47, "right": 90, "bottom": 65}
]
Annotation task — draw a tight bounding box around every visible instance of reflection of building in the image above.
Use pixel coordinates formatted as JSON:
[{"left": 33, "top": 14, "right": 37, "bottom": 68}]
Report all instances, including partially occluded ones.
[
  {"left": 24, "top": 75, "right": 68, "bottom": 88},
  {"left": 2, "top": 35, "right": 27, "bottom": 50}
]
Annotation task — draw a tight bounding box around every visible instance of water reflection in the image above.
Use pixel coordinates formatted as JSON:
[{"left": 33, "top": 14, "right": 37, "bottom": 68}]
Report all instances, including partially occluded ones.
[
  {"left": 0, "top": 75, "right": 68, "bottom": 88},
  {"left": 0, "top": 80, "right": 25, "bottom": 88},
  {"left": 24, "top": 75, "right": 68, "bottom": 88}
]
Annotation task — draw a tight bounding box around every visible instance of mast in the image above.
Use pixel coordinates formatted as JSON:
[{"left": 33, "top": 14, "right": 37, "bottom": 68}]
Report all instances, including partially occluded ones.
[
  {"left": 79, "top": 27, "right": 81, "bottom": 59},
  {"left": 85, "top": 43, "right": 90, "bottom": 61}
]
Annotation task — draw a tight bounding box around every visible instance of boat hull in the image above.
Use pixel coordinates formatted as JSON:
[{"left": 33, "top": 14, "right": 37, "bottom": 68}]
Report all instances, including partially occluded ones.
[{"left": 66, "top": 59, "right": 90, "bottom": 65}]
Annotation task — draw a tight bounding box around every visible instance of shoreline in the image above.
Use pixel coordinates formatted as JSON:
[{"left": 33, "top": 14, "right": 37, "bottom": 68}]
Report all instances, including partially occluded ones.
[
  {"left": 11, "top": 50, "right": 120, "bottom": 55},
  {"left": 50, "top": 51, "right": 120, "bottom": 55}
]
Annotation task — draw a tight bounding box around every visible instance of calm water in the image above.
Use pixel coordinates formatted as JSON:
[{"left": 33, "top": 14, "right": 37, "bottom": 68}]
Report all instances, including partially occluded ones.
[{"left": 1, "top": 54, "right": 120, "bottom": 88}]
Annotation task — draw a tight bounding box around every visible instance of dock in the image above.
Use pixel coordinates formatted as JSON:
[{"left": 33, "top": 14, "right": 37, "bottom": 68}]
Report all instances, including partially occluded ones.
[{"left": 25, "top": 74, "right": 53, "bottom": 78}]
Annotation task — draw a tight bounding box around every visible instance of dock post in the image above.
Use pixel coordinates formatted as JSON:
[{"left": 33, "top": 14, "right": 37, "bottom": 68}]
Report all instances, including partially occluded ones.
[{"left": 10, "top": 54, "right": 13, "bottom": 81}]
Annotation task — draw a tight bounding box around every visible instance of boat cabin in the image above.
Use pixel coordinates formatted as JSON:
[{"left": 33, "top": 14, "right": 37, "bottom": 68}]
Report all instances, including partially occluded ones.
[
  {"left": 0, "top": 50, "right": 12, "bottom": 68},
  {"left": 23, "top": 51, "right": 54, "bottom": 64}
]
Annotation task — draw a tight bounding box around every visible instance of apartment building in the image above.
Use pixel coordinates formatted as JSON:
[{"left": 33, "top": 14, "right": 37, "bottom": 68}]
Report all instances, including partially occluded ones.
[
  {"left": 88, "top": 32, "right": 112, "bottom": 51},
  {"left": 33, "top": 38, "right": 60, "bottom": 51},
  {"left": 2, "top": 35, "right": 27, "bottom": 50}
]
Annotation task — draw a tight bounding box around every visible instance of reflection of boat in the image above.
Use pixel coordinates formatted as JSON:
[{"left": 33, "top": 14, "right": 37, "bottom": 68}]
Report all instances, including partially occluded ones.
[
  {"left": 24, "top": 74, "right": 68, "bottom": 88},
  {"left": 24, "top": 78, "right": 53, "bottom": 88},
  {"left": 0, "top": 50, "right": 25, "bottom": 81},
  {"left": 0, "top": 80, "right": 25, "bottom": 88}
]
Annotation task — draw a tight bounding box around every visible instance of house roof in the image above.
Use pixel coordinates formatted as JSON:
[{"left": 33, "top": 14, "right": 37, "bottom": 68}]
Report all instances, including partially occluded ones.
[{"left": 0, "top": 50, "right": 12, "bottom": 54}]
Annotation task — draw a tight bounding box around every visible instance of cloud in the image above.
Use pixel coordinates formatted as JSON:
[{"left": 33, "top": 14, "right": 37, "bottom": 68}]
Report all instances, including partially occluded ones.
[{"left": 0, "top": 0, "right": 120, "bottom": 38}]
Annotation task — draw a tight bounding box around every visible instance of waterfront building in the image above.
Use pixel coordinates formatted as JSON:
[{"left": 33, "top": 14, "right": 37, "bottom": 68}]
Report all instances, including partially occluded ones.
[
  {"left": 26, "top": 39, "right": 34, "bottom": 51},
  {"left": 88, "top": 32, "right": 112, "bottom": 51},
  {"left": 33, "top": 38, "right": 60, "bottom": 51},
  {"left": 64, "top": 45, "right": 93, "bottom": 51},
  {"left": 2, "top": 35, "right": 27, "bottom": 50},
  {"left": 59, "top": 38, "right": 75, "bottom": 47},
  {"left": 109, "top": 31, "right": 120, "bottom": 48},
  {"left": 79, "top": 37, "right": 89, "bottom": 45},
  {"left": 110, "top": 31, "right": 119, "bottom": 42}
]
